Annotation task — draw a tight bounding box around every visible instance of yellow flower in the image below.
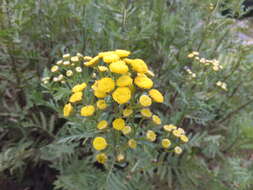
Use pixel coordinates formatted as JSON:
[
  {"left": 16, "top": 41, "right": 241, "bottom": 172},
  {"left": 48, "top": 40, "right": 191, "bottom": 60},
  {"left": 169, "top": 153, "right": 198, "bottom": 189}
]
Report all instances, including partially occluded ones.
[
  {"left": 102, "top": 52, "right": 120, "bottom": 63},
  {"left": 177, "top": 128, "right": 185, "bottom": 135},
  {"left": 134, "top": 75, "right": 153, "bottom": 89},
  {"left": 83, "top": 56, "right": 92, "bottom": 61},
  {"left": 51, "top": 65, "right": 59, "bottom": 72},
  {"left": 109, "top": 61, "right": 129, "bottom": 74},
  {"left": 174, "top": 146, "right": 182, "bottom": 154},
  {"left": 152, "top": 115, "right": 161, "bottom": 125},
  {"left": 66, "top": 70, "right": 73, "bottom": 77},
  {"left": 123, "top": 58, "right": 134, "bottom": 65},
  {"left": 56, "top": 60, "right": 63, "bottom": 65},
  {"left": 122, "top": 125, "right": 131, "bottom": 135},
  {"left": 71, "top": 56, "right": 79, "bottom": 62},
  {"left": 93, "top": 137, "right": 108, "bottom": 151},
  {"left": 63, "top": 103, "right": 73, "bottom": 117},
  {"left": 116, "top": 75, "right": 133, "bottom": 87},
  {"left": 63, "top": 53, "right": 70, "bottom": 60},
  {"left": 161, "top": 139, "right": 171, "bottom": 148},
  {"left": 130, "top": 59, "right": 148, "bottom": 73},
  {"left": 139, "top": 95, "right": 152, "bottom": 107},
  {"left": 69, "top": 92, "right": 83, "bottom": 103},
  {"left": 63, "top": 61, "right": 70, "bottom": 65},
  {"left": 163, "top": 124, "right": 177, "bottom": 132},
  {"left": 80, "top": 105, "right": 95, "bottom": 116},
  {"left": 180, "top": 135, "right": 189, "bottom": 143},
  {"left": 84, "top": 56, "right": 100, "bottom": 66},
  {"left": 115, "top": 49, "right": 131, "bottom": 57},
  {"left": 128, "top": 139, "right": 137, "bottom": 149},
  {"left": 97, "top": 77, "right": 115, "bottom": 93},
  {"left": 148, "top": 89, "right": 164, "bottom": 103},
  {"left": 116, "top": 154, "right": 125, "bottom": 162},
  {"left": 72, "top": 83, "right": 87, "bottom": 93},
  {"left": 123, "top": 108, "right": 133, "bottom": 117},
  {"left": 113, "top": 118, "right": 125, "bottom": 130},
  {"left": 146, "top": 130, "right": 156, "bottom": 142},
  {"left": 96, "top": 100, "right": 107, "bottom": 110},
  {"left": 94, "top": 90, "right": 107, "bottom": 98},
  {"left": 140, "top": 108, "right": 152, "bottom": 118},
  {"left": 98, "top": 66, "right": 108, "bottom": 72},
  {"left": 97, "top": 120, "right": 108, "bottom": 130},
  {"left": 112, "top": 87, "right": 131, "bottom": 104},
  {"left": 172, "top": 129, "right": 181, "bottom": 137},
  {"left": 96, "top": 153, "right": 107, "bottom": 164}
]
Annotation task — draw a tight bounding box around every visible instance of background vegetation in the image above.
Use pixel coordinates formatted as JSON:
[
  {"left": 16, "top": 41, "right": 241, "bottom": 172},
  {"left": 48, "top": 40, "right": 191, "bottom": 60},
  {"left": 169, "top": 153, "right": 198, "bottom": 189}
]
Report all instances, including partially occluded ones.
[{"left": 1, "top": 0, "right": 253, "bottom": 189}]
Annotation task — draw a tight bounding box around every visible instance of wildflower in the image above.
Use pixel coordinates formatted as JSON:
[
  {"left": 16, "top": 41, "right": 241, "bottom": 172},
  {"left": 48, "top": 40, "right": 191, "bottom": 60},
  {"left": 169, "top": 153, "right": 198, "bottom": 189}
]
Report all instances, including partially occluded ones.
[
  {"left": 117, "top": 154, "right": 125, "bottom": 162},
  {"left": 163, "top": 124, "right": 177, "bottom": 132},
  {"left": 63, "top": 61, "right": 71, "bottom": 65},
  {"left": 180, "top": 135, "right": 189, "bottom": 143},
  {"left": 71, "top": 56, "right": 79, "bottom": 62},
  {"left": 96, "top": 153, "right": 107, "bottom": 164},
  {"left": 109, "top": 61, "right": 129, "bottom": 74},
  {"left": 98, "top": 66, "right": 108, "bottom": 72},
  {"left": 75, "top": 67, "right": 82, "bottom": 72},
  {"left": 97, "top": 120, "right": 108, "bottom": 130},
  {"left": 56, "top": 60, "right": 63, "bottom": 65},
  {"left": 80, "top": 105, "right": 95, "bottom": 116},
  {"left": 84, "top": 56, "right": 100, "bottom": 66},
  {"left": 130, "top": 59, "right": 148, "bottom": 73},
  {"left": 172, "top": 129, "right": 181, "bottom": 137},
  {"left": 152, "top": 115, "right": 161, "bottom": 125},
  {"left": 128, "top": 139, "right": 137, "bottom": 149},
  {"left": 66, "top": 70, "right": 73, "bottom": 77},
  {"left": 148, "top": 89, "right": 164, "bottom": 103},
  {"left": 113, "top": 118, "right": 125, "bottom": 130},
  {"left": 93, "top": 137, "right": 108, "bottom": 151},
  {"left": 83, "top": 56, "right": 92, "bottom": 61},
  {"left": 146, "top": 130, "right": 156, "bottom": 142},
  {"left": 97, "top": 77, "right": 115, "bottom": 93},
  {"left": 72, "top": 83, "right": 87, "bottom": 93},
  {"left": 112, "top": 87, "right": 131, "bottom": 104},
  {"left": 53, "top": 77, "right": 59, "bottom": 82},
  {"left": 63, "top": 103, "right": 73, "bottom": 117},
  {"left": 63, "top": 53, "right": 70, "bottom": 60},
  {"left": 96, "top": 99, "right": 107, "bottom": 110},
  {"left": 140, "top": 108, "right": 152, "bottom": 118},
  {"left": 116, "top": 75, "right": 133, "bottom": 87},
  {"left": 122, "top": 125, "right": 131, "bottom": 135},
  {"left": 139, "top": 95, "right": 152, "bottom": 107},
  {"left": 69, "top": 92, "right": 83, "bottom": 103},
  {"left": 177, "top": 128, "right": 185, "bottom": 135},
  {"left": 103, "top": 52, "right": 120, "bottom": 63},
  {"left": 134, "top": 75, "right": 153, "bottom": 89},
  {"left": 174, "top": 146, "right": 182, "bottom": 154},
  {"left": 161, "top": 139, "right": 171, "bottom": 148},
  {"left": 115, "top": 49, "right": 131, "bottom": 57},
  {"left": 123, "top": 108, "right": 133, "bottom": 117},
  {"left": 51, "top": 65, "right": 59, "bottom": 72},
  {"left": 187, "top": 53, "right": 194, "bottom": 58}
]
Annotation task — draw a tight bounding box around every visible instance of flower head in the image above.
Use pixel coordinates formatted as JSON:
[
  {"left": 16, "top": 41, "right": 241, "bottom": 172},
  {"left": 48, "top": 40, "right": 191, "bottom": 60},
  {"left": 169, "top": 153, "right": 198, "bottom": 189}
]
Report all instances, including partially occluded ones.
[
  {"left": 112, "top": 87, "right": 131, "bottom": 104},
  {"left": 140, "top": 108, "right": 152, "bottom": 118},
  {"left": 134, "top": 75, "right": 153, "bottom": 89},
  {"left": 128, "top": 139, "right": 137, "bottom": 149},
  {"left": 81, "top": 105, "right": 95, "bottom": 116},
  {"left": 139, "top": 95, "right": 152, "bottom": 107},
  {"left": 116, "top": 75, "right": 133, "bottom": 87},
  {"left": 161, "top": 139, "right": 171, "bottom": 148},
  {"left": 123, "top": 108, "right": 133, "bottom": 117},
  {"left": 115, "top": 49, "right": 131, "bottom": 57},
  {"left": 72, "top": 83, "right": 87, "bottom": 93},
  {"left": 69, "top": 92, "right": 83, "bottom": 103},
  {"left": 149, "top": 89, "right": 164, "bottom": 103},
  {"left": 97, "top": 120, "right": 108, "bottom": 130},
  {"left": 96, "top": 153, "right": 107, "bottom": 164},
  {"left": 174, "top": 146, "right": 182, "bottom": 154},
  {"left": 63, "top": 103, "right": 73, "bottom": 117},
  {"left": 152, "top": 115, "right": 161, "bottom": 125},
  {"left": 93, "top": 137, "right": 108, "bottom": 151},
  {"left": 146, "top": 130, "right": 156, "bottom": 142},
  {"left": 109, "top": 61, "right": 129, "bottom": 74},
  {"left": 113, "top": 118, "right": 125, "bottom": 130},
  {"left": 96, "top": 100, "right": 107, "bottom": 110}
]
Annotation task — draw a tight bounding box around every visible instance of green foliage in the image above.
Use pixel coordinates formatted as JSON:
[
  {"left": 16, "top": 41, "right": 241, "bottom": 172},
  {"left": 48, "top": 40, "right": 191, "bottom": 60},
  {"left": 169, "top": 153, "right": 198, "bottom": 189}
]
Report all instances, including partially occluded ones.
[{"left": 1, "top": 0, "right": 253, "bottom": 189}]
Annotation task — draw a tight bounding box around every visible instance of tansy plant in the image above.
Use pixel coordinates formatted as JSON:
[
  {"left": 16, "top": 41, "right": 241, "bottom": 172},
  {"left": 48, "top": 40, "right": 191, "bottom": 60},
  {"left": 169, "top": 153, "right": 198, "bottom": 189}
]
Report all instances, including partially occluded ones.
[{"left": 42, "top": 50, "right": 189, "bottom": 165}]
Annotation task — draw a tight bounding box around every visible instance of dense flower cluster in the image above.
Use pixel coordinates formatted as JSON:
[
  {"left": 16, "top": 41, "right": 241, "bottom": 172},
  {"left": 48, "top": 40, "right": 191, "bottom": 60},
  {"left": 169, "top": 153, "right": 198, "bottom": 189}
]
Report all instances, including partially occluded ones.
[{"left": 44, "top": 50, "right": 190, "bottom": 165}]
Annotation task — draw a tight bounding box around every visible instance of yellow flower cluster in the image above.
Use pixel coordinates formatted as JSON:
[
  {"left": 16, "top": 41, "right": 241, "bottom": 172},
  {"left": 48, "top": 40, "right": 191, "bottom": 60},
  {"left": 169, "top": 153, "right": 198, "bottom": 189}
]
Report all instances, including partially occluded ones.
[{"left": 56, "top": 50, "right": 190, "bottom": 164}]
